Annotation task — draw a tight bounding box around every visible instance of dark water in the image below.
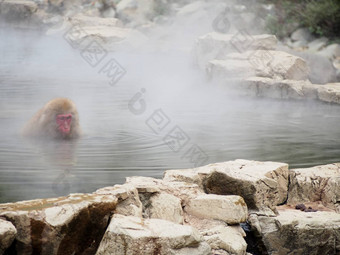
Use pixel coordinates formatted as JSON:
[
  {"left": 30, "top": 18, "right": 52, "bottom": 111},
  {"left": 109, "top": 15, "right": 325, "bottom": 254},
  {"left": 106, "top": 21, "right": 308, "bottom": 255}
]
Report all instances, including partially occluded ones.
[{"left": 1, "top": 28, "right": 340, "bottom": 203}]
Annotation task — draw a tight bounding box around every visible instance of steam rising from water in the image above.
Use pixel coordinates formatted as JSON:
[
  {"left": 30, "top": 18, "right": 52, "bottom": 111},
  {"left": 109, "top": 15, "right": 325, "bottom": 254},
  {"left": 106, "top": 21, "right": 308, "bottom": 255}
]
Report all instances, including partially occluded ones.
[{"left": 1, "top": 4, "right": 340, "bottom": 202}]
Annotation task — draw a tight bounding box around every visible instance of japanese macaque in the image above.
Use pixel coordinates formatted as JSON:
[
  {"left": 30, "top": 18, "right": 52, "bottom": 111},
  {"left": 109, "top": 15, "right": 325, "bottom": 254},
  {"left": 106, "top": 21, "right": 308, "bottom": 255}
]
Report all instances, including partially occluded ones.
[{"left": 22, "top": 98, "right": 81, "bottom": 139}]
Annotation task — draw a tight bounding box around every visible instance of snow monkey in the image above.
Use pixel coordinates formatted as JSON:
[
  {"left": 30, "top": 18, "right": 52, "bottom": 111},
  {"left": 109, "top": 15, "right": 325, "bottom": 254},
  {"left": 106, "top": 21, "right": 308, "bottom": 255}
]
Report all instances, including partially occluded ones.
[{"left": 22, "top": 98, "right": 81, "bottom": 139}]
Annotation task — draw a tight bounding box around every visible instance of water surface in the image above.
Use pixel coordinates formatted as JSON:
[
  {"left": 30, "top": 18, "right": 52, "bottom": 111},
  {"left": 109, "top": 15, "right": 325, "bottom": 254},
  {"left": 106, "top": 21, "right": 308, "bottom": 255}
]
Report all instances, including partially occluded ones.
[{"left": 1, "top": 28, "right": 340, "bottom": 203}]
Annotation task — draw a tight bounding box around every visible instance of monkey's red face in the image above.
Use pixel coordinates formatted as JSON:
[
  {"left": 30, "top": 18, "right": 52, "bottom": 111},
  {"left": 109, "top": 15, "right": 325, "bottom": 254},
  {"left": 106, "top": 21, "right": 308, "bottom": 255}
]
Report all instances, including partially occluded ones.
[{"left": 56, "top": 114, "right": 72, "bottom": 136}]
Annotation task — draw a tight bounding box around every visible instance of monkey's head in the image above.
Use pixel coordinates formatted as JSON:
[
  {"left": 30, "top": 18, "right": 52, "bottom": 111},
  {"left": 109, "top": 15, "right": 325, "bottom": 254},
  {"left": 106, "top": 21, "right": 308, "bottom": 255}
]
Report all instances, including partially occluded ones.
[{"left": 41, "top": 98, "right": 80, "bottom": 139}]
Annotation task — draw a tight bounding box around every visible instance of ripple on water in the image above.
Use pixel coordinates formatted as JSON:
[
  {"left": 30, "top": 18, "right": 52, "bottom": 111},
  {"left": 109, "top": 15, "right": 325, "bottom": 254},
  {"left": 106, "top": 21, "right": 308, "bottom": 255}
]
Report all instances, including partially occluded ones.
[{"left": 1, "top": 29, "right": 340, "bottom": 202}]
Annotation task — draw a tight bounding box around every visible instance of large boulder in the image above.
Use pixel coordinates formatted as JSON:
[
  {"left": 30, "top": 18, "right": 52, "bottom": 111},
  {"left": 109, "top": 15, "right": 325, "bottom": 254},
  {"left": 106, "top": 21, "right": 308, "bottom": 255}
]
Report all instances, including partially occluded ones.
[
  {"left": 249, "top": 208, "right": 340, "bottom": 254},
  {"left": 0, "top": 193, "right": 118, "bottom": 254},
  {"left": 185, "top": 194, "right": 247, "bottom": 224},
  {"left": 62, "top": 24, "right": 148, "bottom": 51},
  {"left": 287, "top": 163, "right": 340, "bottom": 212},
  {"left": 164, "top": 159, "right": 289, "bottom": 214},
  {"left": 293, "top": 51, "right": 337, "bottom": 84},
  {"left": 0, "top": 219, "right": 17, "bottom": 254},
  {"left": 318, "top": 43, "right": 340, "bottom": 60},
  {"left": 116, "top": 0, "right": 160, "bottom": 25},
  {"left": 291, "top": 28, "right": 314, "bottom": 46},
  {"left": 95, "top": 214, "right": 211, "bottom": 255},
  {"left": 0, "top": 0, "right": 37, "bottom": 22},
  {"left": 207, "top": 50, "right": 309, "bottom": 81},
  {"left": 146, "top": 193, "right": 184, "bottom": 224},
  {"left": 193, "top": 32, "right": 278, "bottom": 69},
  {"left": 68, "top": 14, "right": 123, "bottom": 28},
  {"left": 95, "top": 184, "right": 143, "bottom": 217},
  {"left": 202, "top": 225, "right": 247, "bottom": 255},
  {"left": 317, "top": 83, "right": 340, "bottom": 104},
  {"left": 241, "top": 77, "right": 318, "bottom": 100},
  {"left": 0, "top": 0, "right": 47, "bottom": 28}
]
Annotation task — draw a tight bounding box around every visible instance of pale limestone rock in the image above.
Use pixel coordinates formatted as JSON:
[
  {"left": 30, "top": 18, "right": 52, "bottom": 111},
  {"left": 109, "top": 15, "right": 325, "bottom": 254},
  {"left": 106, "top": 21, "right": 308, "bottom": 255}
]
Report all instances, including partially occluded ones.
[
  {"left": 308, "top": 37, "right": 328, "bottom": 52},
  {"left": 148, "top": 193, "right": 184, "bottom": 224},
  {"left": 185, "top": 194, "right": 247, "bottom": 224},
  {"left": 95, "top": 214, "right": 211, "bottom": 255},
  {"left": 126, "top": 176, "right": 202, "bottom": 204},
  {"left": 292, "top": 51, "right": 337, "bottom": 84},
  {"left": 242, "top": 77, "right": 318, "bottom": 100},
  {"left": 177, "top": 1, "right": 206, "bottom": 17},
  {"left": 163, "top": 169, "right": 201, "bottom": 185},
  {"left": 193, "top": 32, "right": 277, "bottom": 69},
  {"left": 165, "top": 159, "right": 289, "bottom": 212},
  {"left": 206, "top": 59, "right": 255, "bottom": 80},
  {"left": 0, "top": 0, "right": 37, "bottom": 19},
  {"left": 202, "top": 225, "right": 247, "bottom": 255},
  {"left": 96, "top": 184, "right": 143, "bottom": 217},
  {"left": 318, "top": 43, "right": 340, "bottom": 60},
  {"left": 0, "top": 219, "right": 17, "bottom": 254},
  {"left": 0, "top": 193, "right": 118, "bottom": 255},
  {"left": 68, "top": 14, "right": 123, "bottom": 28},
  {"left": 224, "top": 50, "right": 309, "bottom": 80},
  {"left": 124, "top": 177, "right": 185, "bottom": 223},
  {"left": 61, "top": 24, "right": 148, "bottom": 51},
  {"left": 250, "top": 209, "right": 340, "bottom": 254},
  {"left": 126, "top": 176, "right": 162, "bottom": 193},
  {"left": 291, "top": 28, "right": 314, "bottom": 44},
  {"left": 317, "top": 83, "right": 340, "bottom": 104},
  {"left": 288, "top": 163, "right": 340, "bottom": 212},
  {"left": 116, "top": 0, "right": 155, "bottom": 25},
  {"left": 184, "top": 215, "right": 247, "bottom": 255}
]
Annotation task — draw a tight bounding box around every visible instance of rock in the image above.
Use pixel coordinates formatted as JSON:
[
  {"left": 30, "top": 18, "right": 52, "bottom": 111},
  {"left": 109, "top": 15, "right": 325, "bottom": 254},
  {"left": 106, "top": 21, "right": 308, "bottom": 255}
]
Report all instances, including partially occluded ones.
[
  {"left": 317, "top": 83, "right": 340, "bottom": 104},
  {"left": 183, "top": 215, "right": 247, "bottom": 254},
  {"left": 242, "top": 77, "right": 318, "bottom": 100},
  {"left": 228, "top": 50, "right": 309, "bottom": 80},
  {"left": 126, "top": 176, "right": 202, "bottom": 205},
  {"left": 206, "top": 59, "right": 255, "bottom": 80},
  {"left": 62, "top": 24, "right": 148, "bottom": 51},
  {"left": 0, "top": 0, "right": 46, "bottom": 28},
  {"left": 318, "top": 43, "right": 340, "bottom": 60},
  {"left": 289, "top": 51, "right": 337, "bottom": 84},
  {"left": 116, "top": 0, "right": 156, "bottom": 25},
  {"left": 291, "top": 28, "right": 314, "bottom": 44},
  {"left": 165, "top": 159, "right": 289, "bottom": 213},
  {"left": 308, "top": 37, "right": 328, "bottom": 52},
  {"left": 193, "top": 32, "right": 278, "bottom": 69},
  {"left": 185, "top": 194, "right": 248, "bottom": 224},
  {"left": 249, "top": 208, "right": 340, "bottom": 254},
  {"left": 95, "top": 214, "right": 211, "bottom": 255},
  {"left": 0, "top": 193, "right": 118, "bottom": 254},
  {"left": 0, "top": 0, "right": 37, "bottom": 21},
  {"left": 95, "top": 184, "right": 143, "bottom": 217},
  {"left": 206, "top": 50, "right": 308, "bottom": 82},
  {"left": 202, "top": 225, "right": 247, "bottom": 255},
  {"left": 124, "top": 177, "right": 184, "bottom": 224},
  {"left": 287, "top": 163, "right": 340, "bottom": 212},
  {"left": 68, "top": 14, "right": 123, "bottom": 28},
  {"left": 0, "top": 218, "right": 17, "bottom": 254},
  {"left": 147, "top": 193, "right": 184, "bottom": 224},
  {"left": 177, "top": 1, "right": 206, "bottom": 17}
]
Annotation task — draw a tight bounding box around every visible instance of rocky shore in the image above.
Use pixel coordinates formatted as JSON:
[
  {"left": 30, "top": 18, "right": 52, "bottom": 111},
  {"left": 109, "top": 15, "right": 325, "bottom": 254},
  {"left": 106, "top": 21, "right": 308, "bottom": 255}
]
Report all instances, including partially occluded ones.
[
  {"left": 1, "top": 1, "right": 340, "bottom": 254},
  {"left": 0, "top": 159, "right": 339, "bottom": 254}
]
